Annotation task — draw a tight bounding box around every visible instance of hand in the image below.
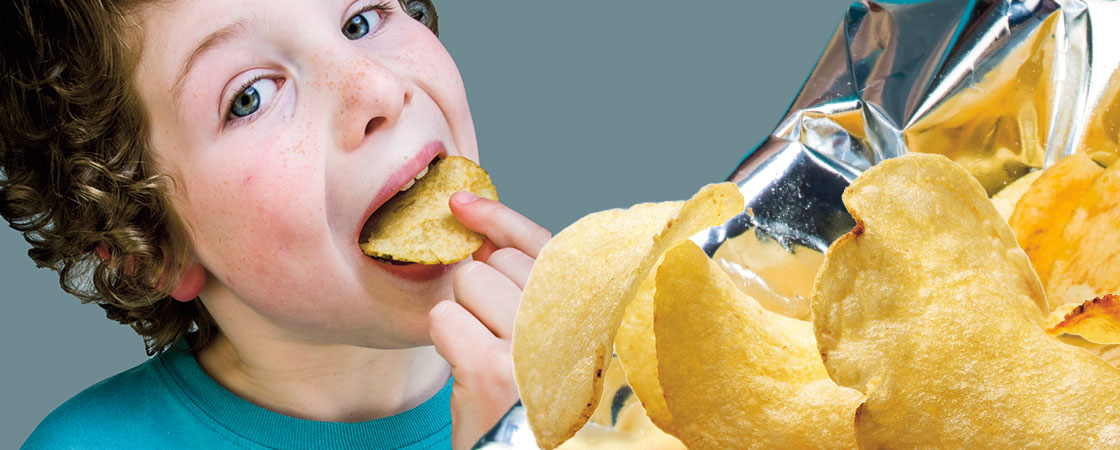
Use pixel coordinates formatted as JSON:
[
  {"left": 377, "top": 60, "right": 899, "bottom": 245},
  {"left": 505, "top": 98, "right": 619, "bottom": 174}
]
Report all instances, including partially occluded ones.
[{"left": 429, "top": 191, "right": 551, "bottom": 450}]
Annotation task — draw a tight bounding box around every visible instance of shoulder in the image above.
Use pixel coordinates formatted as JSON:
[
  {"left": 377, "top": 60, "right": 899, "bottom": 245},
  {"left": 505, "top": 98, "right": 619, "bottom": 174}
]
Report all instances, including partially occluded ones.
[{"left": 22, "top": 357, "right": 179, "bottom": 449}]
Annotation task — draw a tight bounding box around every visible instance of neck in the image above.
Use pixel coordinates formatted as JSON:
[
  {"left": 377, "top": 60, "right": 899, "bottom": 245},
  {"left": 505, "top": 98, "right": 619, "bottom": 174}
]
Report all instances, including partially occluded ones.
[{"left": 195, "top": 332, "right": 450, "bottom": 422}]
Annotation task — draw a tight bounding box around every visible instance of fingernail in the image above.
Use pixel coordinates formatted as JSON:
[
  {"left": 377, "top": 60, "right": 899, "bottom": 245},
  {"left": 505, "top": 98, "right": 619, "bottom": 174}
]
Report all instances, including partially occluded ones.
[
  {"left": 456, "top": 191, "right": 479, "bottom": 203},
  {"left": 430, "top": 301, "right": 449, "bottom": 317}
]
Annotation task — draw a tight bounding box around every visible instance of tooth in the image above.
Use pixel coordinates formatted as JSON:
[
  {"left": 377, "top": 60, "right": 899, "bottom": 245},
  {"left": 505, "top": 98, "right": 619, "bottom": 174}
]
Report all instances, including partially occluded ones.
[
  {"left": 399, "top": 178, "right": 416, "bottom": 192},
  {"left": 415, "top": 165, "right": 429, "bottom": 179}
]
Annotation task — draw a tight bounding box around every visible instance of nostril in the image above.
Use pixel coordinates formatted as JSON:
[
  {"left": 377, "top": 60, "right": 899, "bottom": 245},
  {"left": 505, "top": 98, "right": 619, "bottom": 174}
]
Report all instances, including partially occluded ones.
[{"left": 364, "top": 117, "right": 386, "bottom": 136}]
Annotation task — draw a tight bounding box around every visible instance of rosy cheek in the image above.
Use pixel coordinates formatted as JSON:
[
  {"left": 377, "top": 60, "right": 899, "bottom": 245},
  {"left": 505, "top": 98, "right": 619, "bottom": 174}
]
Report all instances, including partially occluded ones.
[{"left": 189, "top": 129, "right": 326, "bottom": 288}]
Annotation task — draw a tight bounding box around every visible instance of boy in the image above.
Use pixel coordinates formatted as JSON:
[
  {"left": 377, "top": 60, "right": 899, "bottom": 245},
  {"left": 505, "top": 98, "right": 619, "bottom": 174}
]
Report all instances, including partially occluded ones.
[{"left": 2, "top": 0, "right": 547, "bottom": 448}]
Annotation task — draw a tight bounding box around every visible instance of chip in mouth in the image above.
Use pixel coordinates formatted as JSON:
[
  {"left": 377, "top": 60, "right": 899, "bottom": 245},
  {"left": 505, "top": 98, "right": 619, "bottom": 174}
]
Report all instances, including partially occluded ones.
[{"left": 359, "top": 156, "right": 498, "bottom": 265}]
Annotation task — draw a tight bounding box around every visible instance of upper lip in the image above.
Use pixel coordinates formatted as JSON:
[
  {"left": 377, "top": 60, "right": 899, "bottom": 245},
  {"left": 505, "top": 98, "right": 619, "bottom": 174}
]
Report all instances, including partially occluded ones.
[{"left": 356, "top": 141, "right": 447, "bottom": 243}]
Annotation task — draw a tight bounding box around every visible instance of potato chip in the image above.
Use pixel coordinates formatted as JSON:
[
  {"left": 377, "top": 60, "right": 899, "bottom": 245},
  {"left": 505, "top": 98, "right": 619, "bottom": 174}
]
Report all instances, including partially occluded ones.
[
  {"left": 655, "top": 241, "right": 861, "bottom": 449},
  {"left": 1007, "top": 151, "right": 1102, "bottom": 300},
  {"left": 1046, "top": 158, "right": 1120, "bottom": 307},
  {"left": 614, "top": 272, "right": 674, "bottom": 430},
  {"left": 1091, "top": 150, "right": 1120, "bottom": 167},
  {"left": 813, "top": 153, "right": 1120, "bottom": 447},
  {"left": 359, "top": 156, "right": 497, "bottom": 264},
  {"left": 1052, "top": 334, "right": 1120, "bottom": 367},
  {"left": 989, "top": 169, "right": 1041, "bottom": 220},
  {"left": 1047, "top": 294, "right": 1120, "bottom": 345},
  {"left": 558, "top": 355, "right": 685, "bottom": 450},
  {"left": 360, "top": 157, "right": 497, "bottom": 265},
  {"left": 512, "top": 183, "right": 744, "bottom": 449}
]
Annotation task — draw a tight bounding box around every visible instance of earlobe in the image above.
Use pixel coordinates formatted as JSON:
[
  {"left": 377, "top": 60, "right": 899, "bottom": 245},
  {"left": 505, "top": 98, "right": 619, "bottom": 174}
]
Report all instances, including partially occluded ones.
[{"left": 170, "top": 262, "right": 206, "bottom": 302}]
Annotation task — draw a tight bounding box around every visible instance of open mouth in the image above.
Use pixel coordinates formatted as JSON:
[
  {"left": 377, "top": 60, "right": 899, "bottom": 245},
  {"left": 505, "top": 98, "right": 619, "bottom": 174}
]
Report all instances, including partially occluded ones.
[
  {"left": 359, "top": 156, "right": 442, "bottom": 266},
  {"left": 357, "top": 155, "right": 498, "bottom": 267}
]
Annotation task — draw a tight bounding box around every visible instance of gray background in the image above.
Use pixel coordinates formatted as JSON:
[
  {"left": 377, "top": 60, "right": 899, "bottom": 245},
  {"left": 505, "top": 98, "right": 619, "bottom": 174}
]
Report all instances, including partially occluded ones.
[{"left": 2, "top": 1, "right": 850, "bottom": 446}]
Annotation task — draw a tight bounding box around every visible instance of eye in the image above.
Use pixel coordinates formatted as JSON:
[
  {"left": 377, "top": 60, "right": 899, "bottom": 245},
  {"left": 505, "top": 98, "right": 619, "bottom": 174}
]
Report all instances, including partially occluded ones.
[
  {"left": 342, "top": 7, "right": 384, "bottom": 40},
  {"left": 228, "top": 77, "right": 278, "bottom": 120}
]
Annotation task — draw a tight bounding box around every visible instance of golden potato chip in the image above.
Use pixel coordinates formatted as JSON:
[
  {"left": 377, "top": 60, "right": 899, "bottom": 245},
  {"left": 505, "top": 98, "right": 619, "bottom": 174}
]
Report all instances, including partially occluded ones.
[
  {"left": 1047, "top": 294, "right": 1120, "bottom": 345},
  {"left": 614, "top": 273, "right": 674, "bottom": 430},
  {"left": 1091, "top": 150, "right": 1120, "bottom": 167},
  {"left": 655, "top": 241, "right": 861, "bottom": 449},
  {"left": 1052, "top": 334, "right": 1120, "bottom": 367},
  {"left": 558, "top": 356, "right": 685, "bottom": 450},
  {"left": 359, "top": 156, "right": 497, "bottom": 264},
  {"left": 813, "top": 153, "right": 1120, "bottom": 447},
  {"left": 1046, "top": 158, "right": 1120, "bottom": 307},
  {"left": 989, "top": 169, "right": 1041, "bottom": 220},
  {"left": 1008, "top": 151, "right": 1102, "bottom": 297},
  {"left": 512, "top": 183, "right": 744, "bottom": 449}
]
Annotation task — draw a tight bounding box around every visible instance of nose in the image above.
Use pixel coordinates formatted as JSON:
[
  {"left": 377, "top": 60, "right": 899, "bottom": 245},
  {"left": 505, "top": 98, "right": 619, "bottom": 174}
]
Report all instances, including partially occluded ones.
[{"left": 332, "top": 51, "right": 413, "bottom": 151}]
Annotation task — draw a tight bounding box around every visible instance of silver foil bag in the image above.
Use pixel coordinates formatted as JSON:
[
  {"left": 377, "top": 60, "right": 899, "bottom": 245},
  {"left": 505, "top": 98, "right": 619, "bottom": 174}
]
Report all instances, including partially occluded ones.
[
  {"left": 697, "top": 0, "right": 1120, "bottom": 321},
  {"left": 479, "top": 0, "right": 1120, "bottom": 447}
]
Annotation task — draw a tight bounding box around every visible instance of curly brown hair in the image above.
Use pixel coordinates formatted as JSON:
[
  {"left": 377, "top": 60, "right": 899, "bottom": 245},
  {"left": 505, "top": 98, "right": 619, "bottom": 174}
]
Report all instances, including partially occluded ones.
[{"left": 0, "top": 0, "right": 440, "bottom": 355}]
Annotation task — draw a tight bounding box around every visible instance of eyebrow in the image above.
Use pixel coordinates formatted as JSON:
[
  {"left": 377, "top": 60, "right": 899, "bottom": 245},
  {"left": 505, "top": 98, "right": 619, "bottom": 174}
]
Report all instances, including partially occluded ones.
[{"left": 170, "top": 18, "right": 254, "bottom": 109}]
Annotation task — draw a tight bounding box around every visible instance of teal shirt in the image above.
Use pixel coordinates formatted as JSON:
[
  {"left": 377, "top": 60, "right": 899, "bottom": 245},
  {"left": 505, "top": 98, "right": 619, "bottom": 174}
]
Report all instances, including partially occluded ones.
[{"left": 23, "top": 343, "right": 453, "bottom": 449}]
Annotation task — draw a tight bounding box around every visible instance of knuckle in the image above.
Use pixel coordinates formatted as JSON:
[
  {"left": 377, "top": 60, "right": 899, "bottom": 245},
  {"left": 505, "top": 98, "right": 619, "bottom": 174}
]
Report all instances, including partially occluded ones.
[
  {"left": 457, "top": 360, "right": 483, "bottom": 383},
  {"left": 481, "top": 345, "right": 513, "bottom": 382},
  {"left": 531, "top": 227, "right": 552, "bottom": 251},
  {"left": 479, "top": 197, "right": 502, "bottom": 219},
  {"left": 452, "top": 261, "right": 483, "bottom": 290},
  {"left": 487, "top": 247, "right": 525, "bottom": 267}
]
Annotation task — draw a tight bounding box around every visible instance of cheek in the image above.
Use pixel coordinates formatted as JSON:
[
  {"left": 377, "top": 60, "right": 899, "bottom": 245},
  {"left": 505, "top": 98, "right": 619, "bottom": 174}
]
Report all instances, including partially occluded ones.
[
  {"left": 182, "top": 129, "right": 329, "bottom": 293},
  {"left": 396, "top": 25, "right": 476, "bottom": 157}
]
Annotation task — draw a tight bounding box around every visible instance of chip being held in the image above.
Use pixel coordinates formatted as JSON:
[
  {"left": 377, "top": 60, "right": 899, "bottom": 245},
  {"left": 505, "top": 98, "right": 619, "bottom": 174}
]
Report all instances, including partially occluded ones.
[
  {"left": 512, "top": 183, "right": 744, "bottom": 449},
  {"left": 359, "top": 156, "right": 497, "bottom": 265},
  {"left": 813, "top": 154, "right": 1120, "bottom": 447}
]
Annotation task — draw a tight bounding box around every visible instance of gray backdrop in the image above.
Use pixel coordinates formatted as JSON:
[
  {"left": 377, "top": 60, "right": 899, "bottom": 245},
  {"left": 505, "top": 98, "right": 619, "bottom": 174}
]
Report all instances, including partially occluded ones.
[{"left": 2, "top": 1, "right": 850, "bottom": 446}]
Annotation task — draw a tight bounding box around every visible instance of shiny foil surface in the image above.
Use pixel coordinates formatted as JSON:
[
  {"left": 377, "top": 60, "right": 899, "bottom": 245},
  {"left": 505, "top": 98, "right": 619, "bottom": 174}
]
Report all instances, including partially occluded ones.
[{"left": 479, "top": 0, "right": 1120, "bottom": 447}]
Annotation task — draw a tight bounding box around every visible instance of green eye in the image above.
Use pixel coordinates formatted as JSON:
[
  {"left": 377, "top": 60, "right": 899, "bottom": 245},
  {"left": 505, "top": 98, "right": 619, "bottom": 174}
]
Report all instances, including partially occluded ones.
[
  {"left": 343, "top": 9, "right": 381, "bottom": 40},
  {"left": 230, "top": 86, "right": 260, "bottom": 117},
  {"left": 226, "top": 78, "right": 278, "bottom": 122}
]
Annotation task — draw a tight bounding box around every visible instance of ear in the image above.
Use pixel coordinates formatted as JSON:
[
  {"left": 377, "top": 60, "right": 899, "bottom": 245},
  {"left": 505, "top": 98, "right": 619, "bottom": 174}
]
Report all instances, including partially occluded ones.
[
  {"left": 170, "top": 262, "right": 206, "bottom": 302},
  {"left": 96, "top": 242, "right": 112, "bottom": 261}
]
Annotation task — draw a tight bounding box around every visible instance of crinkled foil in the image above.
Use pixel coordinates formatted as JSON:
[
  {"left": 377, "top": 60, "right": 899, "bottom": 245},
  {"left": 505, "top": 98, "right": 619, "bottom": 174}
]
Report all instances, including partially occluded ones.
[{"left": 477, "top": 0, "right": 1120, "bottom": 447}]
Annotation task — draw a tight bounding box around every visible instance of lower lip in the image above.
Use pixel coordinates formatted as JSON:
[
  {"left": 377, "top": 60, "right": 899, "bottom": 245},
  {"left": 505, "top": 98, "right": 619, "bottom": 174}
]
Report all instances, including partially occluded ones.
[{"left": 369, "top": 258, "right": 457, "bottom": 282}]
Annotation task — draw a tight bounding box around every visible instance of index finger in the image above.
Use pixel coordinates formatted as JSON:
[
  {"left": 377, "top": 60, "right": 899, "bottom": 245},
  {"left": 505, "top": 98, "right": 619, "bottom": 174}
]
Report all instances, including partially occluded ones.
[{"left": 450, "top": 191, "right": 550, "bottom": 258}]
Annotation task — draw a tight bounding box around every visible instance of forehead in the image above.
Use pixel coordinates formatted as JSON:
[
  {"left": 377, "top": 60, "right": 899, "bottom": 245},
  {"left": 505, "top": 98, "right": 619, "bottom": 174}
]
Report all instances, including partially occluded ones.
[{"left": 132, "top": 0, "right": 406, "bottom": 73}]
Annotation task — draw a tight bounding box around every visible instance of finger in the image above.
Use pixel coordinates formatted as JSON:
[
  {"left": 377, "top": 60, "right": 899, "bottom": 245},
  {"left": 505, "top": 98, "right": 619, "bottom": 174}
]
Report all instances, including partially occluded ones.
[
  {"left": 482, "top": 247, "right": 534, "bottom": 290},
  {"left": 473, "top": 239, "right": 500, "bottom": 263},
  {"left": 450, "top": 191, "right": 551, "bottom": 258},
  {"left": 429, "top": 300, "right": 500, "bottom": 369},
  {"left": 450, "top": 374, "right": 518, "bottom": 450},
  {"left": 453, "top": 261, "right": 520, "bottom": 339}
]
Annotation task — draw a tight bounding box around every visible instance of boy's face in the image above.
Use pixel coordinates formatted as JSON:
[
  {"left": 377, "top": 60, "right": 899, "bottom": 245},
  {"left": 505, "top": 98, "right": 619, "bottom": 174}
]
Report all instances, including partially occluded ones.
[{"left": 133, "top": 0, "right": 477, "bottom": 348}]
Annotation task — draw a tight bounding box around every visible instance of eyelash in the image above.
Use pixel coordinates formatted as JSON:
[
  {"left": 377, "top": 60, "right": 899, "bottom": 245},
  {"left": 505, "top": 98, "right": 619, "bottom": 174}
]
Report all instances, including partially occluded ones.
[
  {"left": 220, "top": 1, "right": 394, "bottom": 127},
  {"left": 223, "top": 75, "right": 268, "bottom": 127},
  {"left": 350, "top": 1, "right": 394, "bottom": 40},
  {"left": 357, "top": 1, "right": 394, "bottom": 19}
]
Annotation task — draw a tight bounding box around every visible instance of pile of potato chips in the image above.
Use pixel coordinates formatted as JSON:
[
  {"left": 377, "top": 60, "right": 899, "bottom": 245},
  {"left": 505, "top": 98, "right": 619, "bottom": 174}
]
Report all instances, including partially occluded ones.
[{"left": 512, "top": 152, "right": 1120, "bottom": 449}]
